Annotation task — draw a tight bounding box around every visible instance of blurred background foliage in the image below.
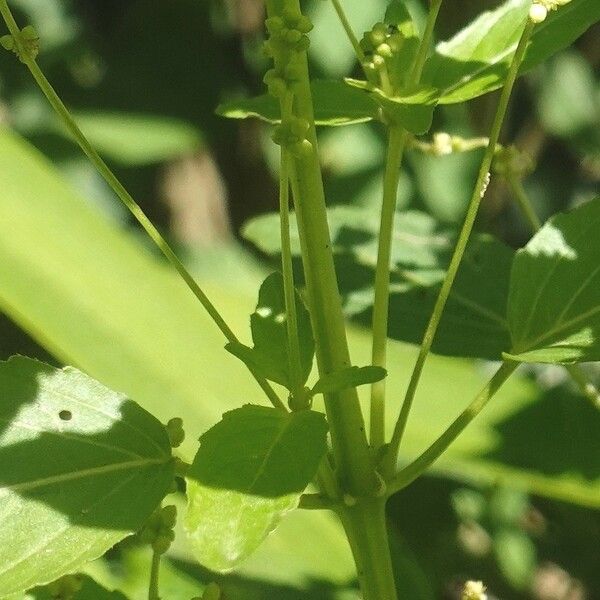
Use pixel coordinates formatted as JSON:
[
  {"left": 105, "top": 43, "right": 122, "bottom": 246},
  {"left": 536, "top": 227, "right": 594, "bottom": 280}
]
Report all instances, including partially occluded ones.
[{"left": 0, "top": 0, "right": 599, "bottom": 599}]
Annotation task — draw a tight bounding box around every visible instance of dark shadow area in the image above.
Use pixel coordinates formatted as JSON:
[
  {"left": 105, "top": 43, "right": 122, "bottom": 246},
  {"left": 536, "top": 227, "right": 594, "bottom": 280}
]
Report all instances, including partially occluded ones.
[
  {"left": 485, "top": 385, "right": 600, "bottom": 479},
  {"left": 170, "top": 556, "right": 358, "bottom": 600}
]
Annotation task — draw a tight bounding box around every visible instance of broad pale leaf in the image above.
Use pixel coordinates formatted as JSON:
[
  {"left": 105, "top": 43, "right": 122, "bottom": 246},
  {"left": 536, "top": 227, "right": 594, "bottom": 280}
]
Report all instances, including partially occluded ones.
[
  {"left": 311, "top": 366, "right": 386, "bottom": 396},
  {"left": 216, "top": 80, "right": 380, "bottom": 126},
  {"left": 506, "top": 198, "right": 600, "bottom": 363},
  {"left": 0, "top": 357, "right": 174, "bottom": 596},
  {"left": 423, "top": 0, "right": 600, "bottom": 104},
  {"left": 185, "top": 405, "right": 328, "bottom": 571},
  {"left": 0, "top": 124, "right": 598, "bottom": 587},
  {"left": 226, "top": 273, "right": 314, "bottom": 389},
  {"left": 58, "top": 112, "right": 202, "bottom": 166}
]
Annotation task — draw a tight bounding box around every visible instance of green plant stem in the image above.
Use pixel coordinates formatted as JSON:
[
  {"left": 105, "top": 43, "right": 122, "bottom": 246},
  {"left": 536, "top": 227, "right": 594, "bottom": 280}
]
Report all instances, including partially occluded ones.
[
  {"left": 387, "top": 361, "right": 518, "bottom": 495},
  {"left": 507, "top": 175, "right": 600, "bottom": 410},
  {"left": 0, "top": 1, "right": 285, "bottom": 412},
  {"left": 279, "top": 146, "right": 303, "bottom": 399},
  {"left": 267, "top": 1, "right": 396, "bottom": 597},
  {"left": 383, "top": 18, "right": 536, "bottom": 478},
  {"left": 507, "top": 175, "right": 542, "bottom": 231},
  {"left": 329, "top": 0, "right": 365, "bottom": 64},
  {"left": 338, "top": 500, "right": 398, "bottom": 600},
  {"left": 370, "top": 126, "right": 408, "bottom": 449},
  {"left": 368, "top": 0, "right": 443, "bottom": 451},
  {"left": 148, "top": 551, "right": 161, "bottom": 600},
  {"left": 409, "top": 0, "right": 443, "bottom": 84},
  {"left": 267, "top": 0, "right": 374, "bottom": 497}
]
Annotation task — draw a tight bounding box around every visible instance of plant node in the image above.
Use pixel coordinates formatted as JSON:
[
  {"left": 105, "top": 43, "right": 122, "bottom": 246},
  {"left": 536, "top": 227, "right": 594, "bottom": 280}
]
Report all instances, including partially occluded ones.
[
  {"left": 0, "top": 24, "right": 39, "bottom": 62},
  {"left": 139, "top": 505, "right": 178, "bottom": 555}
]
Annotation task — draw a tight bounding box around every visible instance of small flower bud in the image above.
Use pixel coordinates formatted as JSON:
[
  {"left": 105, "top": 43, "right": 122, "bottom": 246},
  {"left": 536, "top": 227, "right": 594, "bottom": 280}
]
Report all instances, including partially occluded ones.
[
  {"left": 166, "top": 417, "right": 185, "bottom": 448},
  {"left": 161, "top": 504, "right": 177, "bottom": 529},
  {"left": 376, "top": 43, "right": 393, "bottom": 58},
  {"left": 370, "top": 22, "right": 388, "bottom": 45},
  {"left": 294, "top": 35, "right": 311, "bottom": 52},
  {"left": 285, "top": 28, "right": 302, "bottom": 44},
  {"left": 529, "top": 3, "right": 548, "bottom": 23},
  {"left": 265, "top": 17, "right": 284, "bottom": 34},
  {"left": 295, "top": 15, "right": 313, "bottom": 33},
  {"left": 0, "top": 35, "right": 14, "bottom": 51},
  {"left": 372, "top": 54, "right": 385, "bottom": 69},
  {"left": 201, "top": 583, "right": 222, "bottom": 600},
  {"left": 387, "top": 32, "right": 404, "bottom": 53},
  {"left": 289, "top": 117, "right": 310, "bottom": 139}
]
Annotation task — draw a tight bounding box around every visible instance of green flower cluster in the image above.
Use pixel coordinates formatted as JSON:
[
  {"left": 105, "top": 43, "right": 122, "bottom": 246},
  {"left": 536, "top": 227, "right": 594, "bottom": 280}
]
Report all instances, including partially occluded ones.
[
  {"left": 262, "top": 9, "right": 312, "bottom": 99},
  {"left": 359, "top": 22, "right": 405, "bottom": 89},
  {"left": 139, "top": 505, "right": 178, "bottom": 555}
]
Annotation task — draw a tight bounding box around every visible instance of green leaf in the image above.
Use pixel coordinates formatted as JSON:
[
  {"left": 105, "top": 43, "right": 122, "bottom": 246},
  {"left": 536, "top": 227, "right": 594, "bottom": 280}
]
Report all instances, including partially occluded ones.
[
  {"left": 225, "top": 273, "right": 314, "bottom": 389},
  {"left": 0, "top": 356, "right": 174, "bottom": 596},
  {"left": 243, "top": 208, "right": 513, "bottom": 359},
  {"left": 0, "top": 129, "right": 356, "bottom": 587},
  {"left": 184, "top": 405, "right": 329, "bottom": 572},
  {"left": 22, "top": 575, "right": 131, "bottom": 600},
  {"left": 0, "top": 127, "right": 598, "bottom": 594},
  {"left": 216, "top": 80, "right": 380, "bottom": 127},
  {"left": 384, "top": 235, "right": 514, "bottom": 360},
  {"left": 506, "top": 198, "right": 600, "bottom": 363},
  {"left": 311, "top": 366, "right": 386, "bottom": 396},
  {"left": 423, "top": 0, "right": 600, "bottom": 104},
  {"left": 67, "top": 112, "right": 202, "bottom": 166},
  {"left": 344, "top": 79, "right": 438, "bottom": 134}
]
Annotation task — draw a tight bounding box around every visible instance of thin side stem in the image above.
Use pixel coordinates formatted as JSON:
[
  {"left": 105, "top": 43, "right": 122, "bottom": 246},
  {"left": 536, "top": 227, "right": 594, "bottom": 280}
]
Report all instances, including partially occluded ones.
[
  {"left": 148, "top": 551, "right": 161, "bottom": 600},
  {"left": 387, "top": 361, "right": 518, "bottom": 495},
  {"left": 279, "top": 146, "right": 303, "bottom": 399},
  {"left": 330, "top": 0, "right": 365, "bottom": 64},
  {"left": 0, "top": 1, "right": 285, "bottom": 412},
  {"left": 507, "top": 175, "right": 542, "bottom": 231},
  {"left": 368, "top": 0, "right": 444, "bottom": 452},
  {"left": 383, "top": 19, "right": 536, "bottom": 477},
  {"left": 370, "top": 126, "right": 408, "bottom": 449},
  {"left": 409, "top": 0, "right": 443, "bottom": 84},
  {"left": 506, "top": 175, "right": 600, "bottom": 410}
]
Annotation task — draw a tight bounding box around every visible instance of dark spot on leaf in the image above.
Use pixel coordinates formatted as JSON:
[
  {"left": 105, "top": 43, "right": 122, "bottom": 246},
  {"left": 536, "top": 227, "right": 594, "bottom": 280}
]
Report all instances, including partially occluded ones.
[{"left": 59, "top": 410, "right": 72, "bottom": 421}]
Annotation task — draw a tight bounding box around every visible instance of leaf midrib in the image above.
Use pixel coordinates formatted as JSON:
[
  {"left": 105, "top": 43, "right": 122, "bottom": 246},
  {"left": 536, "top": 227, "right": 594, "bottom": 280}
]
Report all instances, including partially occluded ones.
[{"left": 2, "top": 457, "right": 168, "bottom": 494}]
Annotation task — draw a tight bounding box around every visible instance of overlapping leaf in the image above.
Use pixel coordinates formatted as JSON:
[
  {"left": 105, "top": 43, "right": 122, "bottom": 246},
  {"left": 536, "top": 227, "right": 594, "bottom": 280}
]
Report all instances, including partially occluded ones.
[
  {"left": 216, "top": 80, "right": 379, "bottom": 127},
  {"left": 423, "top": 0, "right": 600, "bottom": 104},
  {"left": 226, "top": 272, "right": 314, "bottom": 389},
  {"left": 0, "top": 357, "right": 174, "bottom": 596},
  {"left": 506, "top": 198, "right": 600, "bottom": 363},
  {"left": 185, "top": 405, "right": 328, "bottom": 571},
  {"left": 0, "top": 127, "right": 598, "bottom": 598}
]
